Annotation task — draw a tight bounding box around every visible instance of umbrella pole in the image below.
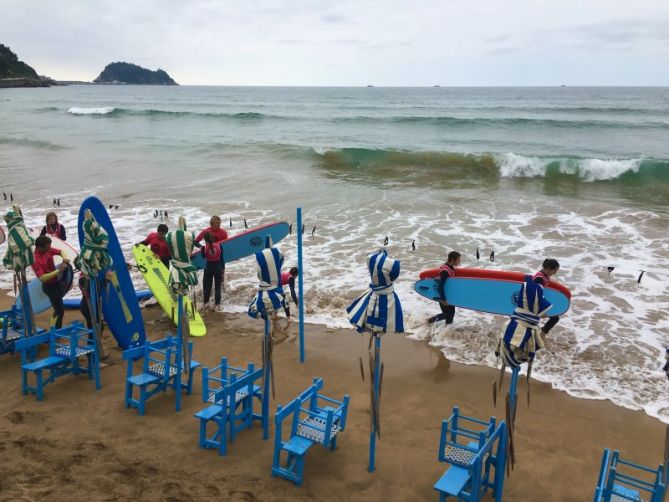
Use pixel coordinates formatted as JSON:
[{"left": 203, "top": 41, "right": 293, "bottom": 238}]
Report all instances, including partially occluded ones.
[
  {"left": 88, "top": 276, "right": 106, "bottom": 359},
  {"left": 262, "top": 314, "right": 270, "bottom": 439},
  {"left": 297, "top": 207, "right": 305, "bottom": 362},
  {"left": 509, "top": 367, "right": 519, "bottom": 426},
  {"left": 178, "top": 295, "right": 191, "bottom": 392},
  {"left": 368, "top": 334, "right": 382, "bottom": 473}
]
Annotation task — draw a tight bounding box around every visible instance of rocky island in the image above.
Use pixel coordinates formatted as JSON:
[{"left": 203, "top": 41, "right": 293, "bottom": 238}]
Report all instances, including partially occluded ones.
[
  {"left": 0, "top": 43, "right": 49, "bottom": 87},
  {"left": 93, "top": 62, "right": 178, "bottom": 85}
]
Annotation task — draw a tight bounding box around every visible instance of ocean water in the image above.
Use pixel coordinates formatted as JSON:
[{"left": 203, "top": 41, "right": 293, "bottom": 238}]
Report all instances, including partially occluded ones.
[{"left": 1, "top": 85, "right": 668, "bottom": 422}]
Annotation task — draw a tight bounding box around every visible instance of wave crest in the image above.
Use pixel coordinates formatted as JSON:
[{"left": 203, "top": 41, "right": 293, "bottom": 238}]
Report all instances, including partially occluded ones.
[{"left": 67, "top": 107, "right": 116, "bottom": 115}]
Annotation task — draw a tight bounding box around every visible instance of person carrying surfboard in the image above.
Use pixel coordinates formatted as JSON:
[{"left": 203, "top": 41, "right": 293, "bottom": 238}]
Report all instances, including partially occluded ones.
[
  {"left": 40, "top": 211, "right": 66, "bottom": 240},
  {"left": 428, "top": 251, "right": 461, "bottom": 325},
  {"left": 32, "top": 235, "right": 70, "bottom": 329},
  {"left": 533, "top": 259, "right": 561, "bottom": 335},
  {"left": 195, "top": 215, "right": 228, "bottom": 308},
  {"left": 201, "top": 231, "right": 224, "bottom": 311},
  {"left": 136, "top": 224, "right": 171, "bottom": 268}
]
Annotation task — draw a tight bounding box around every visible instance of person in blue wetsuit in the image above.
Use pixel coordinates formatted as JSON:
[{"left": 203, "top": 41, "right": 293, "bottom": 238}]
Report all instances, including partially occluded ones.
[{"left": 428, "top": 251, "right": 461, "bottom": 325}]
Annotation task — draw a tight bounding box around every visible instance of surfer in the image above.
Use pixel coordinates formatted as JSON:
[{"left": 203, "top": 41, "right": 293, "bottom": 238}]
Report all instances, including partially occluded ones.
[
  {"left": 532, "top": 259, "right": 561, "bottom": 334},
  {"left": 428, "top": 251, "right": 461, "bottom": 325},
  {"left": 194, "top": 215, "right": 229, "bottom": 246},
  {"left": 39, "top": 211, "right": 66, "bottom": 240},
  {"left": 201, "top": 232, "right": 224, "bottom": 311},
  {"left": 136, "top": 224, "right": 171, "bottom": 268},
  {"left": 32, "top": 235, "right": 70, "bottom": 329},
  {"left": 281, "top": 267, "right": 299, "bottom": 318}
]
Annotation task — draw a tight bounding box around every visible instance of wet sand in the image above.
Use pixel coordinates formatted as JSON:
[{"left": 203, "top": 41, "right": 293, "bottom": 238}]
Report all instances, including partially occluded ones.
[{"left": 0, "top": 293, "right": 665, "bottom": 501}]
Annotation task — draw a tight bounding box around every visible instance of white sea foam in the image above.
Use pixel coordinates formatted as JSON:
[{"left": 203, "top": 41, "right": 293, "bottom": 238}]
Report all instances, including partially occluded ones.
[
  {"left": 1, "top": 195, "right": 668, "bottom": 425},
  {"left": 496, "top": 153, "right": 643, "bottom": 181},
  {"left": 67, "top": 107, "right": 116, "bottom": 115}
]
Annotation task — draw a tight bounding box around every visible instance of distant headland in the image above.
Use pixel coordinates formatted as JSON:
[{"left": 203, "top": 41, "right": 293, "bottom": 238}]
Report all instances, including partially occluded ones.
[
  {"left": 93, "top": 62, "right": 178, "bottom": 85},
  {"left": 0, "top": 43, "right": 177, "bottom": 87}
]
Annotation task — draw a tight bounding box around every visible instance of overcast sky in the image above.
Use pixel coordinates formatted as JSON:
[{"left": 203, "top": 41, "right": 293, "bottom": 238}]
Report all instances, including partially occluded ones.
[{"left": 2, "top": 0, "right": 669, "bottom": 86}]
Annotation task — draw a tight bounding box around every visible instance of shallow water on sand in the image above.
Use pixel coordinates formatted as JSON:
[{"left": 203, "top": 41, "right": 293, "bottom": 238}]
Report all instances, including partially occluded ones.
[{"left": 1, "top": 85, "right": 668, "bottom": 422}]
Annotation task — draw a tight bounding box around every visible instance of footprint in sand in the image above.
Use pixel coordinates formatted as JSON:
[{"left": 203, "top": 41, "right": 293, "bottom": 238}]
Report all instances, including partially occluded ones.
[
  {"left": 228, "top": 490, "right": 257, "bottom": 501},
  {"left": 6, "top": 410, "right": 48, "bottom": 425}
]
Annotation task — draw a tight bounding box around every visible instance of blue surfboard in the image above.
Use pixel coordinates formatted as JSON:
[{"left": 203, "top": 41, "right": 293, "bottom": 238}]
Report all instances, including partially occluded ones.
[
  {"left": 63, "top": 289, "right": 153, "bottom": 310},
  {"left": 191, "top": 221, "right": 290, "bottom": 270},
  {"left": 78, "top": 196, "right": 145, "bottom": 349},
  {"left": 17, "top": 264, "right": 74, "bottom": 314},
  {"left": 414, "top": 275, "right": 571, "bottom": 317}
]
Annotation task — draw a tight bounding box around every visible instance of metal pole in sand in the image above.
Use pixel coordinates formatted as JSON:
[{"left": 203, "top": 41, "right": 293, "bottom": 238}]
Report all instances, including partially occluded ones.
[
  {"left": 297, "top": 207, "right": 305, "bottom": 362},
  {"left": 262, "top": 314, "right": 271, "bottom": 439},
  {"left": 368, "top": 334, "right": 382, "bottom": 472},
  {"left": 509, "top": 367, "right": 519, "bottom": 423}
]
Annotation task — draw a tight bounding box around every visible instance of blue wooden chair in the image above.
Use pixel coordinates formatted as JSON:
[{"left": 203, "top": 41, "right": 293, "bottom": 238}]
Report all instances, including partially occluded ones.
[
  {"left": 194, "top": 357, "right": 266, "bottom": 456},
  {"left": 434, "top": 406, "right": 508, "bottom": 501},
  {"left": 593, "top": 448, "right": 666, "bottom": 502},
  {"left": 1, "top": 306, "right": 46, "bottom": 357},
  {"left": 14, "top": 321, "right": 100, "bottom": 401},
  {"left": 272, "top": 377, "right": 350, "bottom": 486},
  {"left": 123, "top": 334, "right": 200, "bottom": 415}
]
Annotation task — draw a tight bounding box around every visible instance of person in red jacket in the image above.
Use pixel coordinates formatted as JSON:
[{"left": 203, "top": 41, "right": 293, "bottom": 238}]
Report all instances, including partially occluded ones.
[
  {"left": 136, "top": 224, "right": 171, "bottom": 268},
  {"left": 40, "top": 212, "right": 66, "bottom": 240},
  {"left": 32, "top": 235, "right": 70, "bottom": 329},
  {"left": 201, "top": 232, "right": 224, "bottom": 311},
  {"left": 281, "top": 267, "right": 299, "bottom": 318}
]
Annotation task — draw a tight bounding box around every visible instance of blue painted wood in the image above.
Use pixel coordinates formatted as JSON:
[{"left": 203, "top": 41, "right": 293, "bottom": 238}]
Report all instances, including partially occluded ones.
[
  {"left": 414, "top": 277, "right": 571, "bottom": 316},
  {"left": 196, "top": 357, "right": 266, "bottom": 456},
  {"left": 78, "top": 196, "right": 145, "bottom": 349},
  {"left": 63, "top": 289, "right": 152, "bottom": 309},
  {"left": 272, "top": 377, "right": 350, "bottom": 486},
  {"left": 190, "top": 221, "right": 290, "bottom": 270},
  {"left": 435, "top": 406, "right": 508, "bottom": 502},
  {"left": 594, "top": 448, "right": 666, "bottom": 502}
]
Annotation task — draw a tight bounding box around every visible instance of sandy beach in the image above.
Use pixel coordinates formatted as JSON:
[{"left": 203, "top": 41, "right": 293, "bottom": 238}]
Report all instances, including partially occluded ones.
[{"left": 0, "top": 292, "right": 665, "bottom": 502}]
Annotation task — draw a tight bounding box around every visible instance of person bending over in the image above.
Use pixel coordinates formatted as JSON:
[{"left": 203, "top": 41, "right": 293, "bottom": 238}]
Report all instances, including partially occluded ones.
[
  {"left": 32, "top": 235, "right": 69, "bottom": 329},
  {"left": 136, "top": 224, "right": 171, "bottom": 268}
]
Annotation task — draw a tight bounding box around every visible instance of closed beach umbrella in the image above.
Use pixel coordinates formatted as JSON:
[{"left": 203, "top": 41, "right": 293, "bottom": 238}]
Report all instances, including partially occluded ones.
[
  {"left": 2, "top": 205, "right": 36, "bottom": 335},
  {"left": 248, "top": 243, "right": 286, "bottom": 409},
  {"left": 346, "top": 248, "right": 404, "bottom": 473},
  {"left": 166, "top": 216, "right": 197, "bottom": 376},
  {"left": 75, "top": 208, "right": 112, "bottom": 357}
]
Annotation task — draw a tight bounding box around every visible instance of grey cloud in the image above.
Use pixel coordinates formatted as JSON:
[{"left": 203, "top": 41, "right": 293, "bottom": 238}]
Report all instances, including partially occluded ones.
[{"left": 321, "top": 13, "right": 352, "bottom": 24}]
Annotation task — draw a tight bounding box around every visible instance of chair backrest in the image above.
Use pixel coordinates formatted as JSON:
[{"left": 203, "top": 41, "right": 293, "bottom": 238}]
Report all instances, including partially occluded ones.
[
  {"left": 602, "top": 450, "right": 665, "bottom": 502},
  {"left": 439, "top": 406, "right": 496, "bottom": 463}
]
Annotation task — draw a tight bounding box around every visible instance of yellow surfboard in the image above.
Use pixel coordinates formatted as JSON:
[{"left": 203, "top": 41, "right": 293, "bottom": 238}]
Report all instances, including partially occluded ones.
[{"left": 133, "top": 244, "right": 206, "bottom": 337}]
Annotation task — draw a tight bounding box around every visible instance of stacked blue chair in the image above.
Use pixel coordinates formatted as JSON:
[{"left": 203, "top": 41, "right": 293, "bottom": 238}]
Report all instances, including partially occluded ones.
[
  {"left": 1, "top": 306, "right": 46, "bottom": 357},
  {"left": 272, "top": 377, "right": 350, "bottom": 486},
  {"left": 434, "top": 406, "right": 508, "bottom": 502},
  {"left": 593, "top": 448, "right": 666, "bottom": 502},
  {"left": 14, "top": 321, "right": 100, "bottom": 401},
  {"left": 194, "top": 357, "right": 267, "bottom": 456},
  {"left": 123, "top": 334, "right": 200, "bottom": 415}
]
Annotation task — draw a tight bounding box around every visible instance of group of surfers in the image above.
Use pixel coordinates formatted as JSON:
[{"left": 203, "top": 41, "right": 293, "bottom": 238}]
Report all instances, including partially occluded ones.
[{"left": 30, "top": 213, "right": 300, "bottom": 335}]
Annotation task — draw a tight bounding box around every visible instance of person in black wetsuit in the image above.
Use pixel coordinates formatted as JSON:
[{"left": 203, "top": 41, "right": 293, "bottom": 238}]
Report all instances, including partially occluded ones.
[
  {"left": 532, "top": 258, "right": 561, "bottom": 335},
  {"left": 428, "top": 251, "right": 461, "bottom": 325}
]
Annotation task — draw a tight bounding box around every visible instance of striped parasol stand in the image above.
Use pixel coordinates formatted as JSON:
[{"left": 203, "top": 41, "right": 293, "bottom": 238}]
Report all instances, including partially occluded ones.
[
  {"left": 346, "top": 249, "right": 404, "bottom": 473},
  {"left": 166, "top": 216, "right": 198, "bottom": 387},
  {"left": 2, "top": 205, "right": 36, "bottom": 337}
]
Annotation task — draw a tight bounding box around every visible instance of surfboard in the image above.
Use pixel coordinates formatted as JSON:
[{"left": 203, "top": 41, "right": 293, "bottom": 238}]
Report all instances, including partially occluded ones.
[
  {"left": 133, "top": 244, "right": 206, "bottom": 336},
  {"left": 63, "top": 289, "right": 153, "bottom": 309},
  {"left": 78, "top": 196, "right": 145, "bottom": 349},
  {"left": 414, "top": 267, "right": 571, "bottom": 316},
  {"left": 16, "top": 234, "right": 76, "bottom": 314},
  {"left": 190, "top": 221, "right": 290, "bottom": 270}
]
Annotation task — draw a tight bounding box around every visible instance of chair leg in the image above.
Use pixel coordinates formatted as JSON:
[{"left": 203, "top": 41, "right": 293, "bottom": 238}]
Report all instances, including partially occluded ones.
[
  {"left": 36, "top": 370, "right": 44, "bottom": 401},
  {"left": 21, "top": 369, "right": 28, "bottom": 396}
]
